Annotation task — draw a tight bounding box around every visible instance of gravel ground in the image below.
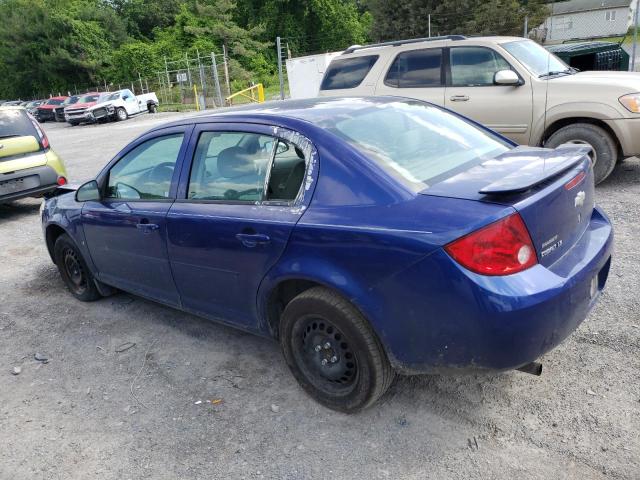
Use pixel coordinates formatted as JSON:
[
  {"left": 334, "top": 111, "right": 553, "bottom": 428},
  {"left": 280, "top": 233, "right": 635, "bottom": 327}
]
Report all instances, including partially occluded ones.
[{"left": 1, "top": 114, "right": 638, "bottom": 480}]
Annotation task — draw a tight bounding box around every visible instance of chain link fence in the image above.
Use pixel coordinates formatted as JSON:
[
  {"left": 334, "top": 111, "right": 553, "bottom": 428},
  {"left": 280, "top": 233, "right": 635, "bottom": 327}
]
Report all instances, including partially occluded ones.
[{"left": 37, "top": 49, "right": 238, "bottom": 110}]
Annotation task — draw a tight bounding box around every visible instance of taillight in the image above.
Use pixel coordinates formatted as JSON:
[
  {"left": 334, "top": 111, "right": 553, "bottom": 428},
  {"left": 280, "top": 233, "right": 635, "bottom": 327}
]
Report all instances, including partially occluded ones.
[
  {"left": 57, "top": 177, "right": 67, "bottom": 186},
  {"left": 41, "top": 133, "right": 50, "bottom": 149},
  {"left": 445, "top": 213, "right": 537, "bottom": 276}
]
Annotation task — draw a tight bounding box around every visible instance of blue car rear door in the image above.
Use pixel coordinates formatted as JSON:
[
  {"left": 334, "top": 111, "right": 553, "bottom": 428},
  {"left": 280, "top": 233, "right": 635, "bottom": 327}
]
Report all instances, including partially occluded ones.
[
  {"left": 81, "top": 126, "right": 191, "bottom": 306},
  {"left": 166, "top": 123, "right": 315, "bottom": 329}
]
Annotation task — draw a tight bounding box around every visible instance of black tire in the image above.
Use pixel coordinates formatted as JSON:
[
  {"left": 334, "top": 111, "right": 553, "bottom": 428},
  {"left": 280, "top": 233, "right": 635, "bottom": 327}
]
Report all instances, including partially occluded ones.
[
  {"left": 545, "top": 123, "right": 617, "bottom": 185},
  {"left": 280, "top": 287, "right": 395, "bottom": 412},
  {"left": 148, "top": 103, "right": 157, "bottom": 113},
  {"left": 68, "top": 121, "right": 78, "bottom": 127},
  {"left": 116, "top": 107, "right": 128, "bottom": 121},
  {"left": 53, "top": 234, "right": 101, "bottom": 302}
]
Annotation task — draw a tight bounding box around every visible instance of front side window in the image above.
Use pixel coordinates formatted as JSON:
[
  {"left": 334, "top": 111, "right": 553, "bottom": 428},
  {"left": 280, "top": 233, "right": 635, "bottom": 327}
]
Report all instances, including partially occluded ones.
[
  {"left": 188, "top": 131, "right": 307, "bottom": 203},
  {"left": 320, "top": 55, "right": 378, "bottom": 90},
  {"left": 450, "top": 47, "right": 512, "bottom": 87},
  {"left": 385, "top": 48, "right": 443, "bottom": 88},
  {"left": 106, "top": 133, "right": 184, "bottom": 200}
]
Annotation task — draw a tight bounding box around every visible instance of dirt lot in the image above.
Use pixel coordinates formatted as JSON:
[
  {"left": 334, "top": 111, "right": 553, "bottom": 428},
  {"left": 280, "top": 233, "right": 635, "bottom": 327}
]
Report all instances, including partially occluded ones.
[{"left": 1, "top": 113, "right": 639, "bottom": 480}]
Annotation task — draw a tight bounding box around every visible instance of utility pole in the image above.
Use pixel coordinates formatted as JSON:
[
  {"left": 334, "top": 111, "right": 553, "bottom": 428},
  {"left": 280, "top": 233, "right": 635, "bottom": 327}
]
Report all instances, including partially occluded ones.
[
  {"left": 276, "top": 36, "right": 284, "bottom": 100},
  {"left": 222, "top": 44, "right": 231, "bottom": 97},
  {"left": 523, "top": 15, "right": 528, "bottom": 38},
  {"left": 164, "top": 56, "right": 171, "bottom": 86},
  {"left": 428, "top": 15, "right": 431, "bottom": 38},
  {"left": 138, "top": 72, "right": 144, "bottom": 93}
]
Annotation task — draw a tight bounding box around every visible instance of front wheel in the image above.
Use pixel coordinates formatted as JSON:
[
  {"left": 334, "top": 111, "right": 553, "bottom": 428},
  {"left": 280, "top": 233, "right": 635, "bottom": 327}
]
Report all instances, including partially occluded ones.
[
  {"left": 53, "top": 234, "right": 101, "bottom": 302},
  {"left": 280, "top": 287, "right": 395, "bottom": 412},
  {"left": 545, "top": 123, "right": 617, "bottom": 184},
  {"left": 116, "top": 107, "right": 128, "bottom": 121}
]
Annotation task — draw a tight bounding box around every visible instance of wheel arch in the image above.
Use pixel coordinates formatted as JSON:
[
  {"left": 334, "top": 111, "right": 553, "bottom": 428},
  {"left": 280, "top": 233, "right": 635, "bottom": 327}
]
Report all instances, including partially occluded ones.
[
  {"left": 540, "top": 117, "right": 622, "bottom": 156},
  {"left": 45, "top": 223, "right": 68, "bottom": 262}
]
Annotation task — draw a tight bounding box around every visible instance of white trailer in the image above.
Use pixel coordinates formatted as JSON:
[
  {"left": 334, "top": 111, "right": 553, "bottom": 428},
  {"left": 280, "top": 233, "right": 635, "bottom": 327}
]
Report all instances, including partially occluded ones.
[{"left": 285, "top": 52, "right": 342, "bottom": 99}]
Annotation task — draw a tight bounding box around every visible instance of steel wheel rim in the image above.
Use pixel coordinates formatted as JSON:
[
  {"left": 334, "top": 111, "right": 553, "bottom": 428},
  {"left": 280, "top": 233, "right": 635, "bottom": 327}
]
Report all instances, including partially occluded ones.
[
  {"left": 117, "top": 109, "right": 127, "bottom": 120},
  {"left": 291, "top": 315, "right": 359, "bottom": 395},
  {"left": 63, "top": 247, "right": 87, "bottom": 294},
  {"left": 566, "top": 139, "right": 597, "bottom": 166}
]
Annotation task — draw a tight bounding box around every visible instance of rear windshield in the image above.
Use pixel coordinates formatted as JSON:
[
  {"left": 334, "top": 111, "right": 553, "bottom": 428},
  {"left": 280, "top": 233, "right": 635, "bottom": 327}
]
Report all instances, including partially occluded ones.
[
  {"left": 324, "top": 101, "right": 511, "bottom": 190},
  {"left": 320, "top": 55, "right": 378, "bottom": 90},
  {"left": 46, "top": 98, "right": 64, "bottom": 105},
  {"left": 0, "top": 109, "right": 37, "bottom": 139}
]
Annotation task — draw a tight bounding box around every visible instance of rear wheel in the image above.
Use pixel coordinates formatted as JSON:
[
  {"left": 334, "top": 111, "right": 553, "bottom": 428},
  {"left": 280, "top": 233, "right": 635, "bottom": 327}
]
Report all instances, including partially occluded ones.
[
  {"left": 148, "top": 103, "right": 157, "bottom": 113},
  {"left": 545, "top": 123, "right": 617, "bottom": 185},
  {"left": 53, "top": 234, "right": 101, "bottom": 302},
  {"left": 116, "top": 107, "right": 128, "bottom": 121},
  {"left": 280, "top": 287, "right": 395, "bottom": 412}
]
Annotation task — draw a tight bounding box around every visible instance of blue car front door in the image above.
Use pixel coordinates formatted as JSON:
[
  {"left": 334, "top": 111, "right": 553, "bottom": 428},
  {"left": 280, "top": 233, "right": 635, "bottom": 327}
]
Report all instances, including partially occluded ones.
[
  {"left": 82, "top": 128, "right": 190, "bottom": 306},
  {"left": 166, "top": 124, "right": 314, "bottom": 329}
]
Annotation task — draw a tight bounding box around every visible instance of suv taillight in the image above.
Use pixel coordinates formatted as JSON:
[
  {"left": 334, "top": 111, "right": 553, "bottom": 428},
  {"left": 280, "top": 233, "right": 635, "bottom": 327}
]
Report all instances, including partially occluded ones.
[{"left": 445, "top": 213, "right": 537, "bottom": 276}]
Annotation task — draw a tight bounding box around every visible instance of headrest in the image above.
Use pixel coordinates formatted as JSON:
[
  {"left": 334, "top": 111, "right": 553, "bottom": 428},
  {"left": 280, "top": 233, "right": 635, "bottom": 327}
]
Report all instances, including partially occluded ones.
[{"left": 218, "top": 146, "right": 258, "bottom": 178}]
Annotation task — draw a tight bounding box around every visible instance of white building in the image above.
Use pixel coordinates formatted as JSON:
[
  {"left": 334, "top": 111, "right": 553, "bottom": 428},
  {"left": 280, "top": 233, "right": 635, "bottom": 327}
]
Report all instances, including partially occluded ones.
[{"left": 539, "top": 0, "right": 636, "bottom": 44}]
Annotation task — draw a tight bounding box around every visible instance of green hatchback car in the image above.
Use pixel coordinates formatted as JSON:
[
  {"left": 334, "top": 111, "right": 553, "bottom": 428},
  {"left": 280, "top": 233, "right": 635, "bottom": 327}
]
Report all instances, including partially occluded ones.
[{"left": 0, "top": 106, "right": 67, "bottom": 204}]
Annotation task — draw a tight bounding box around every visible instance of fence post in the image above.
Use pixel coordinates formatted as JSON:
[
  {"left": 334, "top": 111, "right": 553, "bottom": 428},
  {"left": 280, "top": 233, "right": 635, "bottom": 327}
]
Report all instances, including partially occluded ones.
[
  {"left": 523, "top": 15, "right": 528, "bottom": 38},
  {"left": 428, "top": 15, "right": 431, "bottom": 38},
  {"left": 197, "top": 49, "right": 207, "bottom": 109},
  {"left": 632, "top": 3, "right": 639, "bottom": 71},
  {"left": 222, "top": 44, "right": 231, "bottom": 97},
  {"left": 211, "top": 52, "right": 223, "bottom": 107},
  {"left": 276, "top": 36, "right": 285, "bottom": 100}
]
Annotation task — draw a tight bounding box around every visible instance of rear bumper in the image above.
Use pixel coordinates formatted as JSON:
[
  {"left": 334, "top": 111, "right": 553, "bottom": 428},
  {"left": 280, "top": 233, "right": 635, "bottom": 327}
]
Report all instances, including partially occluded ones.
[
  {"left": 0, "top": 165, "right": 60, "bottom": 203},
  {"left": 369, "top": 207, "right": 613, "bottom": 374}
]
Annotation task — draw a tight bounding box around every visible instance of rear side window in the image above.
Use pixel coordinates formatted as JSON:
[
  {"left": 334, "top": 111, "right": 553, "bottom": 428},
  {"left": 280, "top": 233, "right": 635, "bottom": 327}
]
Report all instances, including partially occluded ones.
[
  {"left": 0, "top": 110, "right": 37, "bottom": 139},
  {"left": 320, "top": 55, "right": 378, "bottom": 90},
  {"left": 450, "top": 47, "right": 512, "bottom": 86},
  {"left": 385, "top": 49, "right": 443, "bottom": 88}
]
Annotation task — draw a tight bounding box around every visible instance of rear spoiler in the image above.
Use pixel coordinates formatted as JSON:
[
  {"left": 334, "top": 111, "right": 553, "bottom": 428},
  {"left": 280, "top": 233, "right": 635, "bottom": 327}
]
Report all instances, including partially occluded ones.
[{"left": 479, "top": 144, "right": 592, "bottom": 195}]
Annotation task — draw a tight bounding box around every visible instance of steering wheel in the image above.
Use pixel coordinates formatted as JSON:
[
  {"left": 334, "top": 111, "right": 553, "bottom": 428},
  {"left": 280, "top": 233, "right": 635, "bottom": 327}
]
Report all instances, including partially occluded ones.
[{"left": 145, "top": 162, "right": 175, "bottom": 183}]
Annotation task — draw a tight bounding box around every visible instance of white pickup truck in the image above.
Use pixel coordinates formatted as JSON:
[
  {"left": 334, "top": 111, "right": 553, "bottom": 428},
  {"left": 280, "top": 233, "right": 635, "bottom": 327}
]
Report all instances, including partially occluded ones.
[{"left": 85, "top": 89, "right": 159, "bottom": 123}]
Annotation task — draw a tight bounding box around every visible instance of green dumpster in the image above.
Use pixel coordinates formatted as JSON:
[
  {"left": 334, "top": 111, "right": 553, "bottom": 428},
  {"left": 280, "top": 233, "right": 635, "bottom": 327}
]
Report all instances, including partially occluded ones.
[{"left": 546, "top": 41, "right": 629, "bottom": 71}]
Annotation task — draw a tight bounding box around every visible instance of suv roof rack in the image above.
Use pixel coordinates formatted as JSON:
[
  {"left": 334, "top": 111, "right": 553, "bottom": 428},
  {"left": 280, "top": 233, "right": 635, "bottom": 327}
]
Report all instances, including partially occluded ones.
[{"left": 343, "top": 35, "right": 467, "bottom": 54}]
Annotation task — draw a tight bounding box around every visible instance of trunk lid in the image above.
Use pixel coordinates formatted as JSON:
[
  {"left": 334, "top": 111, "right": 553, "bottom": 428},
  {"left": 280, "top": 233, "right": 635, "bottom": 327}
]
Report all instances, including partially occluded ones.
[{"left": 422, "top": 145, "right": 595, "bottom": 267}]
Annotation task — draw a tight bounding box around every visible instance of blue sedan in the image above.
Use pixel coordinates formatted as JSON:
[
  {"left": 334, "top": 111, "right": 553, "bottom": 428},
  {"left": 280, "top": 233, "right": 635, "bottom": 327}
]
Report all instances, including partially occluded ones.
[{"left": 42, "top": 97, "right": 613, "bottom": 412}]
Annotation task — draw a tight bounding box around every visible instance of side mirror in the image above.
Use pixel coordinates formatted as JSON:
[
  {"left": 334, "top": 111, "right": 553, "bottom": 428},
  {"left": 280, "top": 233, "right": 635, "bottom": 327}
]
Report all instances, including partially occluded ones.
[
  {"left": 494, "top": 70, "right": 521, "bottom": 86},
  {"left": 76, "top": 180, "right": 101, "bottom": 202}
]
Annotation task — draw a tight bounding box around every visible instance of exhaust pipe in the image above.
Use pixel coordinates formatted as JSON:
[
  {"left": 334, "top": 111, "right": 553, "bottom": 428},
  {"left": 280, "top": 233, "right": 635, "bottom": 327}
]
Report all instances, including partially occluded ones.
[{"left": 516, "top": 362, "right": 542, "bottom": 376}]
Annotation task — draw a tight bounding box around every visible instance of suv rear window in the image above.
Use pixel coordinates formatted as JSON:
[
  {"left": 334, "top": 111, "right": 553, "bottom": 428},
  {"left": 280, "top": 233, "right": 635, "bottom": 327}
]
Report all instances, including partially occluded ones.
[
  {"left": 320, "top": 55, "right": 378, "bottom": 90},
  {"left": 0, "top": 110, "right": 38, "bottom": 139},
  {"left": 385, "top": 49, "right": 443, "bottom": 88}
]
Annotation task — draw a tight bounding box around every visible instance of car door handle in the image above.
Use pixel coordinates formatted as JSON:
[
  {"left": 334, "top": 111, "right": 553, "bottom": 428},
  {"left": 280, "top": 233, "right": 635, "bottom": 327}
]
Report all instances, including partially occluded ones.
[
  {"left": 136, "top": 222, "right": 159, "bottom": 234},
  {"left": 235, "top": 233, "right": 271, "bottom": 248},
  {"left": 450, "top": 95, "right": 469, "bottom": 102}
]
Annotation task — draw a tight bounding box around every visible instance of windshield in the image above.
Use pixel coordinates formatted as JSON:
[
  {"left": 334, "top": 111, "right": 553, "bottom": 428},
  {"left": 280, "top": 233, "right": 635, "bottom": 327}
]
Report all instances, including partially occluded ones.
[
  {"left": 0, "top": 110, "right": 37, "bottom": 140},
  {"left": 502, "top": 40, "right": 569, "bottom": 77},
  {"left": 323, "top": 101, "right": 511, "bottom": 190},
  {"left": 46, "top": 98, "right": 64, "bottom": 106},
  {"left": 108, "top": 92, "right": 122, "bottom": 101},
  {"left": 78, "top": 94, "right": 100, "bottom": 103}
]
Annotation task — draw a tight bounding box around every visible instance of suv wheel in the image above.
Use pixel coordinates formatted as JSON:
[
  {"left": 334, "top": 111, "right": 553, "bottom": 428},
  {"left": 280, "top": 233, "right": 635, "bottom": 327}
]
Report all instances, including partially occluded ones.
[
  {"left": 280, "top": 287, "right": 395, "bottom": 412},
  {"left": 116, "top": 107, "right": 128, "bottom": 121},
  {"left": 53, "top": 234, "right": 101, "bottom": 302},
  {"left": 545, "top": 123, "right": 617, "bottom": 184}
]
